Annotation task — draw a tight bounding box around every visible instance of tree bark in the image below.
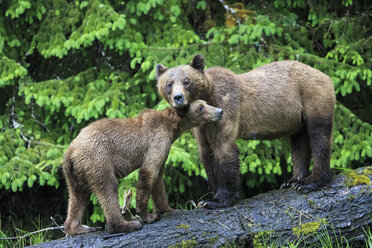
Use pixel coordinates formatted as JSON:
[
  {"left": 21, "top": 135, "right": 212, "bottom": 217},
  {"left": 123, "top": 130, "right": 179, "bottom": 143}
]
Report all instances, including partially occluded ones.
[{"left": 31, "top": 167, "right": 372, "bottom": 248}]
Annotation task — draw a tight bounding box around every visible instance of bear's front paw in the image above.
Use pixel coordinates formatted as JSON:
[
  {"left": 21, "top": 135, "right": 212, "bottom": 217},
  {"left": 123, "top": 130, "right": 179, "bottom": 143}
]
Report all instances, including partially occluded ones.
[
  {"left": 128, "top": 220, "right": 143, "bottom": 231},
  {"left": 291, "top": 181, "right": 319, "bottom": 192},
  {"left": 143, "top": 212, "right": 161, "bottom": 224},
  {"left": 280, "top": 182, "right": 294, "bottom": 189},
  {"left": 291, "top": 174, "right": 332, "bottom": 192},
  {"left": 157, "top": 206, "right": 175, "bottom": 214},
  {"left": 280, "top": 176, "right": 304, "bottom": 189},
  {"left": 197, "top": 200, "right": 209, "bottom": 209},
  {"left": 197, "top": 199, "right": 227, "bottom": 209},
  {"left": 107, "top": 219, "right": 142, "bottom": 234},
  {"left": 66, "top": 225, "right": 101, "bottom": 235}
]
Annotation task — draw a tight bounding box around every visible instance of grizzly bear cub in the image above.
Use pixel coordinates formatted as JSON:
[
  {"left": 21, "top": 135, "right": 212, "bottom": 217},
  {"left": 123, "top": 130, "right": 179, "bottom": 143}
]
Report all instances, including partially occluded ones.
[{"left": 63, "top": 100, "right": 223, "bottom": 235}]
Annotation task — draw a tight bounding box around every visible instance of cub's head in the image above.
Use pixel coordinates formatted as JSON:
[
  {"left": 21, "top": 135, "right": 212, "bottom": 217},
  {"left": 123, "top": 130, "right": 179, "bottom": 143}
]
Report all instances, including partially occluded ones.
[
  {"left": 184, "top": 100, "right": 223, "bottom": 128},
  {"left": 156, "top": 55, "right": 207, "bottom": 110}
]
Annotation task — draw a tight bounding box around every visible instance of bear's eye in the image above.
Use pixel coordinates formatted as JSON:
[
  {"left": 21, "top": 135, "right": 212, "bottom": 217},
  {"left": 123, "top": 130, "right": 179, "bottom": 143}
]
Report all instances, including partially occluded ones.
[
  {"left": 198, "top": 105, "right": 204, "bottom": 113},
  {"left": 183, "top": 80, "right": 190, "bottom": 87},
  {"left": 166, "top": 81, "right": 173, "bottom": 93}
]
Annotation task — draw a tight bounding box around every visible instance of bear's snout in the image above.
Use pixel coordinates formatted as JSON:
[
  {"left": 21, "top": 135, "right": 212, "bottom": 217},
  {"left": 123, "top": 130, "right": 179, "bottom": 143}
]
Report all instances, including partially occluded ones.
[
  {"left": 173, "top": 93, "right": 185, "bottom": 106},
  {"left": 211, "top": 108, "right": 223, "bottom": 122},
  {"left": 217, "top": 109, "right": 223, "bottom": 118}
]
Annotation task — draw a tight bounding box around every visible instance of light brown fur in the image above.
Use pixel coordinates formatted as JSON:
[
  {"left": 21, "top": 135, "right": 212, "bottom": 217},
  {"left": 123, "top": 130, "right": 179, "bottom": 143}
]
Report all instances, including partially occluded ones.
[
  {"left": 156, "top": 55, "right": 335, "bottom": 209},
  {"left": 63, "top": 100, "right": 222, "bottom": 234}
]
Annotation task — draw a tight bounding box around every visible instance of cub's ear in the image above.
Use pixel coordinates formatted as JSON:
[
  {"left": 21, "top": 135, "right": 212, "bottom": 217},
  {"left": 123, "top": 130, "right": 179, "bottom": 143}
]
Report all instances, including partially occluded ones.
[
  {"left": 156, "top": 64, "right": 168, "bottom": 79},
  {"left": 189, "top": 54, "right": 205, "bottom": 72}
]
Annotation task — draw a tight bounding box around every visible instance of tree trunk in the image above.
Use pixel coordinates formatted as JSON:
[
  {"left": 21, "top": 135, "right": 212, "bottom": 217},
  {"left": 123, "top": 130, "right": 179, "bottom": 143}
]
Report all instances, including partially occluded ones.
[{"left": 31, "top": 167, "right": 372, "bottom": 248}]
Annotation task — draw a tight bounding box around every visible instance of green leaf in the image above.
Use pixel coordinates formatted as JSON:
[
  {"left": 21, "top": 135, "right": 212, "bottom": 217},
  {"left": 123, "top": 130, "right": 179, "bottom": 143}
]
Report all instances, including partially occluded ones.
[
  {"left": 170, "top": 5, "right": 181, "bottom": 17},
  {"left": 196, "top": 1, "right": 207, "bottom": 10},
  {"left": 11, "top": 180, "right": 18, "bottom": 192}
]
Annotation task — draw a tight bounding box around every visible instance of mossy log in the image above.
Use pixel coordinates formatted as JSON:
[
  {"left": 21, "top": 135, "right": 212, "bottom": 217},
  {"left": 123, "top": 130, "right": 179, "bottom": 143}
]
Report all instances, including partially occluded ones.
[{"left": 31, "top": 167, "right": 372, "bottom": 248}]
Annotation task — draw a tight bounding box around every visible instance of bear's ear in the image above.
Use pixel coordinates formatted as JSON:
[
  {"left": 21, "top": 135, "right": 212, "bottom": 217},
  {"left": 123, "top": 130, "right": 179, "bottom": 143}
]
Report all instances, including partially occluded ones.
[
  {"left": 156, "top": 64, "right": 168, "bottom": 79},
  {"left": 189, "top": 54, "right": 205, "bottom": 73}
]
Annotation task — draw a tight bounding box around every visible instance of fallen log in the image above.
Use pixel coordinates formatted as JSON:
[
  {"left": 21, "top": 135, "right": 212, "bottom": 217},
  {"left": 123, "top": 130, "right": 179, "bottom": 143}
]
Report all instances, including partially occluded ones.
[{"left": 31, "top": 167, "right": 372, "bottom": 248}]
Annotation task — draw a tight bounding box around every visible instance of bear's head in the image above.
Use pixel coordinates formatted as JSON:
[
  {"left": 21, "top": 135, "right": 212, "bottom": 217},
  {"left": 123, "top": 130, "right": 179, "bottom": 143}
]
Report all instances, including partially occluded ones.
[
  {"left": 184, "top": 100, "right": 223, "bottom": 128},
  {"left": 156, "top": 55, "right": 208, "bottom": 113}
]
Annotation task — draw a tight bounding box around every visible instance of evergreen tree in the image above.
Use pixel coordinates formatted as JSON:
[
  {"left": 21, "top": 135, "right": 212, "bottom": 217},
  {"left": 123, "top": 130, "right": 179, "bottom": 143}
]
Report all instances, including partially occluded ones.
[{"left": 0, "top": 0, "right": 371, "bottom": 228}]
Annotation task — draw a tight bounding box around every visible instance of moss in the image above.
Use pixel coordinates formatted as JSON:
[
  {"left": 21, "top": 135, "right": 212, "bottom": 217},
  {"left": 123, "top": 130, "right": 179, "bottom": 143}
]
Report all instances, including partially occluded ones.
[
  {"left": 292, "top": 218, "right": 327, "bottom": 237},
  {"left": 168, "top": 238, "right": 197, "bottom": 248},
  {"left": 363, "top": 167, "right": 372, "bottom": 175},
  {"left": 307, "top": 199, "right": 316, "bottom": 208},
  {"left": 351, "top": 175, "right": 371, "bottom": 185},
  {"left": 176, "top": 224, "right": 190, "bottom": 230},
  {"left": 344, "top": 169, "right": 372, "bottom": 187},
  {"left": 220, "top": 241, "right": 236, "bottom": 248},
  {"left": 253, "top": 231, "right": 273, "bottom": 248},
  {"left": 208, "top": 236, "right": 218, "bottom": 245},
  {"left": 346, "top": 194, "right": 356, "bottom": 200}
]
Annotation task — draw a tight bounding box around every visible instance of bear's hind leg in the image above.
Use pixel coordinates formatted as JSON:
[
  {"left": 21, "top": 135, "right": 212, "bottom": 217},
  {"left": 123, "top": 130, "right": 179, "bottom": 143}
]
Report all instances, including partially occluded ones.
[
  {"left": 93, "top": 173, "right": 142, "bottom": 234},
  {"left": 281, "top": 127, "right": 311, "bottom": 189},
  {"left": 64, "top": 177, "right": 98, "bottom": 235},
  {"left": 292, "top": 117, "right": 333, "bottom": 191}
]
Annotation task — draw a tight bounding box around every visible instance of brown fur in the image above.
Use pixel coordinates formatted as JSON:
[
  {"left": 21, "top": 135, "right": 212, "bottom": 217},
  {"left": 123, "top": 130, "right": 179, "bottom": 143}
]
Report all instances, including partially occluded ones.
[
  {"left": 156, "top": 55, "right": 335, "bottom": 209},
  {"left": 63, "top": 100, "right": 222, "bottom": 234}
]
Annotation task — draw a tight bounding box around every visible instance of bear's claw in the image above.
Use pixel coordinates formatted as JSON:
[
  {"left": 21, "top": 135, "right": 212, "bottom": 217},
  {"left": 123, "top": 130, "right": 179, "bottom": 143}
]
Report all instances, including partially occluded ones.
[
  {"left": 280, "top": 182, "right": 292, "bottom": 189},
  {"left": 197, "top": 198, "right": 234, "bottom": 209},
  {"left": 197, "top": 201, "right": 208, "bottom": 208},
  {"left": 291, "top": 182, "right": 319, "bottom": 192},
  {"left": 281, "top": 179, "right": 321, "bottom": 192}
]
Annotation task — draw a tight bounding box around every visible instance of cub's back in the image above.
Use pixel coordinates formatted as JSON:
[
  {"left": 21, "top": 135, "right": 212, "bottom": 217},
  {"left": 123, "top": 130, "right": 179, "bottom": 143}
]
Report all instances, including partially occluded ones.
[
  {"left": 71, "top": 118, "right": 143, "bottom": 149},
  {"left": 66, "top": 109, "right": 177, "bottom": 174}
]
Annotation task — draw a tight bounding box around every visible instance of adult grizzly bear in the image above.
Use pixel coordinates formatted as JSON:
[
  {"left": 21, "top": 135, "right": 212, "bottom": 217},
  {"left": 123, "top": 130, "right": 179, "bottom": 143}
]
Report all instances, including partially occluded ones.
[
  {"left": 63, "top": 100, "right": 223, "bottom": 234},
  {"left": 156, "top": 55, "right": 335, "bottom": 209}
]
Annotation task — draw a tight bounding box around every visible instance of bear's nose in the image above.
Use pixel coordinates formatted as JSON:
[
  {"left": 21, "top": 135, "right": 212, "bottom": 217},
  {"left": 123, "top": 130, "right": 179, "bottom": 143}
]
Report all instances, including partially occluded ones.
[
  {"left": 217, "top": 109, "right": 223, "bottom": 118},
  {"left": 173, "top": 94, "right": 184, "bottom": 104}
]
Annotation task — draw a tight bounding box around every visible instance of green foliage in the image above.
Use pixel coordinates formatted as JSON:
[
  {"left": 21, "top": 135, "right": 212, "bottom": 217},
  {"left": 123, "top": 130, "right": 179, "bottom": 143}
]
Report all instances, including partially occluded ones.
[
  {"left": 332, "top": 104, "right": 372, "bottom": 167},
  {"left": 30, "top": 1, "right": 127, "bottom": 58},
  {"left": 251, "top": 220, "right": 369, "bottom": 248},
  {"left": 0, "top": 55, "right": 27, "bottom": 87},
  {"left": 0, "top": 219, "right": 64, "bottom": 247},
  {"left": 0, "top": 0, "right": 371, "bottom": 230}
]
